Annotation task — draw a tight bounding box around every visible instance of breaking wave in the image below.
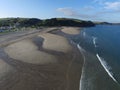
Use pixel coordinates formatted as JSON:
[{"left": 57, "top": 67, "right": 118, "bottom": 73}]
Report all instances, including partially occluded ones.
[
  {"left": 92, "top": 36, "right": 118, "bottom": 83},
  {"left": 96, "top": 54, "right": 118, "bottom": 83},
  {"left": 83, "top": 32, "right": 86, "bottom": 37},
  {"left": 92, "top": 36, "right": 97, "bottom": 48}
]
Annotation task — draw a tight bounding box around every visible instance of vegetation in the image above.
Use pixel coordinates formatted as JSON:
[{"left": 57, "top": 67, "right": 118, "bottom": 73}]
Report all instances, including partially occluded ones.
[
  {"left": 40, "top": 18, "right": 95, "bottom": 27},
  {"left": 0, "top": 18, "right": 41, "bottom": 27},
  {"left": 0, "top": 18, "right": 95, "bottom": 30}
]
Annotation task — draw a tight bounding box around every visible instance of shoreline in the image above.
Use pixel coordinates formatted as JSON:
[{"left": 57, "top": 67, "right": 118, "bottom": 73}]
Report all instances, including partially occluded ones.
[
  {"left": 77, "top": 44, "right": 86, "bottom": 90},
  {"left": 0, "top": 27, "right": 84, "bottom": 90}
]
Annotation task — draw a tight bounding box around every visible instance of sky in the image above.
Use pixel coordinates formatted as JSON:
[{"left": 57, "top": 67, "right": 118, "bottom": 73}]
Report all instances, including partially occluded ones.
[{"left": 0, "top": 0, "right": 120, "bottom": 23}]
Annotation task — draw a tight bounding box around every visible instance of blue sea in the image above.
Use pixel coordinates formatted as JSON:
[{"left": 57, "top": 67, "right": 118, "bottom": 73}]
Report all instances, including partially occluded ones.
[{"left": 72, "top": 25, "right": 120, "bottom": 90}]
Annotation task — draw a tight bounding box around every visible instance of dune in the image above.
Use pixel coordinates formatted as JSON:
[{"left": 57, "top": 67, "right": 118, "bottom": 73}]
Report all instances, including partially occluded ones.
[
  {"left": 61, "top": 27, "right": 80, "bottom": 35},
  {"left": 39, "top": 33, "right": 72, "bottom": 53},
  {"left": 5, "top": 39, "right": 57, "bottom": 64}
]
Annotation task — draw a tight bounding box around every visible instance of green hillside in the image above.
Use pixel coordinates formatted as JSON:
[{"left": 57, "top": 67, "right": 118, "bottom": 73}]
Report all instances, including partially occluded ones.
[{"left": 0, "top": 18, "right": 95, "bottom": 29}]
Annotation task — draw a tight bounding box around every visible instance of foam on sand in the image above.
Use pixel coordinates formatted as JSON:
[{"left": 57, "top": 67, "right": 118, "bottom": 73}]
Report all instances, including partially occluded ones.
[
  {"left": 77, "top": 44, "right": 86, "bottom": 90},
  {"left": 61, "top": 27, "right": 80, "bottom": 35},
  {"left": 5, "top": 40, "right": 57, "bottom": 64},
  {"left": 39, "top": 33, "right": 72, "bottom": 53}
]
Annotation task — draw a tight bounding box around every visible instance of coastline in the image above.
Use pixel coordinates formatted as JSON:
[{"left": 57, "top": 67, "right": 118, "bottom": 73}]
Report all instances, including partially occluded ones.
[{"left": 0, "top": 27, "right": 84, "bottom": 90}]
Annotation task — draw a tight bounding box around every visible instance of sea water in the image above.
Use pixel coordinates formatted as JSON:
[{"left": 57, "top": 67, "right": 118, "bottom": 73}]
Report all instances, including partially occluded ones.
[{"left": 72, "top": 25, "right": 120, "bottom": 90}]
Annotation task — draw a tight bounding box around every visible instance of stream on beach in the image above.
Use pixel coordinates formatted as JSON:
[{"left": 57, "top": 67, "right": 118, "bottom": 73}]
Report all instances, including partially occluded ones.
[{"left": 72, "top": 25, "right": 120, "bottom": 90}]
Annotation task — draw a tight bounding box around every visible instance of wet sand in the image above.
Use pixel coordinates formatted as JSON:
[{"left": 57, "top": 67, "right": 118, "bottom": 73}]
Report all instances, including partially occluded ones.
[
  {"left": 0, "top": 27, "right": 83, "bottom": 90},
  {"left": 0, "top": 59, "right": 13, "bottom": 77},
  {"left": 5, "top": 39, "right": 57, "bottom": 64}
]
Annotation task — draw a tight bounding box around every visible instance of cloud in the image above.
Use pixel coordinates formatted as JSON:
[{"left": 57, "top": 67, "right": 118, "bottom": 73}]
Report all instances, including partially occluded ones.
[
  {"left": 104, "top": 1, "right": 120, "bottom": 10},
  {"left": 57, "top": 8, "right": 97, "bottom": 19},
  {"left": 82, "top": 6, "right": 94, "bottom": 11},
  {"left": 96, "top": 10, "right": 120, "bottom": 16},
  {"left": 93, "top": 0, "right": 120, "bottom": 10},
  {"left": 56, "top": 6, "right": 120, "bottom": 22},
  {"left": 93, "top": 0, "right": 106, "bottom": 4},
  {"left": 57, "top": 8, "right": 77, "bottom": 16}
]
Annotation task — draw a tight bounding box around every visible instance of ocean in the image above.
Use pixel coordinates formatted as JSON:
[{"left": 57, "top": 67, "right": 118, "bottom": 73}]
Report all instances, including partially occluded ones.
[{"left": 72, "top": 25, "right": 120, "bottom": 90}]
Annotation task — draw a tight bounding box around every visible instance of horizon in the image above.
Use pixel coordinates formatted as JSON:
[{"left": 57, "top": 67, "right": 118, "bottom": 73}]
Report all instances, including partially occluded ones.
[{"left": 1, "top": 0, "right": 120, "bottom": 23}]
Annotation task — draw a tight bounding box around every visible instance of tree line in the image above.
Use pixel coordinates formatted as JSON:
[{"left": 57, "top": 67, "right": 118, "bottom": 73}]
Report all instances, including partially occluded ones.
[{"left": 0, "top": 18, "right": 95, "bottom": 28}]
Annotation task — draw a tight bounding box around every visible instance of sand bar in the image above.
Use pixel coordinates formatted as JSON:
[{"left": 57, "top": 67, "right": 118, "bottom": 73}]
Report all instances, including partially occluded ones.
[
  {"left": 39, "top": 33, "right": 72, "bottom": 53},
  {"left": 0, "top": 27, "right": 83, "bottom": 90},
  {"left": 61, "top": 27, "right": 80, "bottom": 35},
  {"left": 5, "top": 39, "right": 57, "bottom": 64}
]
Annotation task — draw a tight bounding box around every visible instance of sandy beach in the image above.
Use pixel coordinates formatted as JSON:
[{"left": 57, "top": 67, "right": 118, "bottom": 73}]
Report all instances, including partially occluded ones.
[
  {"left": 0, "top": 27, "right": 83, "bottom": 90},
  {"left": 61, "top": 27, "right": 80, "bottom": 35},
  {"left": 39, "top": 33, "right": 72, "bottom": 53}
]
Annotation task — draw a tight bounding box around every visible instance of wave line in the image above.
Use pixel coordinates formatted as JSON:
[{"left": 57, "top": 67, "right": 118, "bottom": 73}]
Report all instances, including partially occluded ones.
[{"left": 96, "top": 54, "right": 118, "bottom": 83}]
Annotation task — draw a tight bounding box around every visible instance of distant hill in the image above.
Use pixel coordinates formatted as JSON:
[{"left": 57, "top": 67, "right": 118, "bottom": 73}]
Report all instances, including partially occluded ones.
[
  {"left": 94, "top": 21, "right": 120, "bottom": 25},
  {"left": 94, "top": 22, "right": 113, "bottom": 25},
  {"left": 0, "top": 18, "right": 95, "bottom": 29}
]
